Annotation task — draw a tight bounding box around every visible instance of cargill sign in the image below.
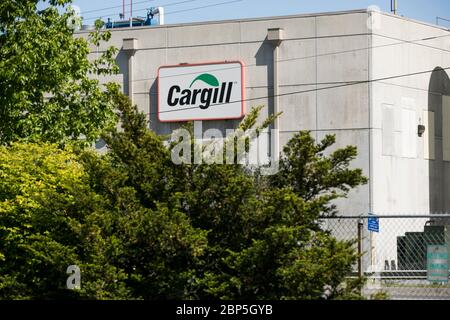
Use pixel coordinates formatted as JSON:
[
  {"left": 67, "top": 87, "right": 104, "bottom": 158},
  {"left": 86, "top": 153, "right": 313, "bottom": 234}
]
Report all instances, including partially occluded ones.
[{"left": 158, "top": 61, "right": 245, "bottom": 122}]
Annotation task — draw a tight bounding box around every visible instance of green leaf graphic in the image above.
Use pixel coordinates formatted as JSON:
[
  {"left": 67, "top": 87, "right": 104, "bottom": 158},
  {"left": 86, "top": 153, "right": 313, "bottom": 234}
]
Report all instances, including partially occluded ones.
[{"left": 189, "top": 73, "right": 220, "bottom": 88}]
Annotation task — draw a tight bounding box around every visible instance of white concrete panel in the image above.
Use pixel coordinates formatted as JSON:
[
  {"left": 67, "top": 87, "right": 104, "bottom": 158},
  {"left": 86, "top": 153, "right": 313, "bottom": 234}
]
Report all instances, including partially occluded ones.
[
  {"left": 375, "top": 13, "right": 450, "bottom": 45},
  {"left": 244, "top": 87, "right": 271, "bottom": 122},
  {"left": 317, "top": 35, "right": 369, "bottom": 83},
  {"left": 316, "top": 12, "right": 369, "bottom": 37},
  {"left": 278, "top": 85, "right": 316, "bottom": 132},
  {"left": 279, "top": 39, "right": 316, "bottom": 85},
  {"left": 165, "top": 44, "right": 241, "bottom": 66},
  {"left": 239, "top": 17, "right": 315, "bottom": 42},
  {"left": 167, "top": 23, "right": 241, "bottom": 47},
  {"left": 244, "top": 66, "right": 270, "bottom": 89},
  {"left": 317, "top": 83, "right": 369, "bottom": 130},
  {"left": 133, "top": 49, "right": 167, "bottom": 82}
]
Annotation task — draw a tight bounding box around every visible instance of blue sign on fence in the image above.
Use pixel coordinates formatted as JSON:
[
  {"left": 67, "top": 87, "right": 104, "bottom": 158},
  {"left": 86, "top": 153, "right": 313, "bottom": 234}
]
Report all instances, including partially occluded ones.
[{"left": 368, "top": 214, "right": 379, "bottom": 233}]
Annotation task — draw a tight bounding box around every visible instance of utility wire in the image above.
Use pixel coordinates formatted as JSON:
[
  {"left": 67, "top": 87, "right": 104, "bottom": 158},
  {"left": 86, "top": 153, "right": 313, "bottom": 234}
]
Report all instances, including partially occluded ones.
[
  {"left": 81, "top": 0, "right": 203, "bottom": 21},
  {"left": 74, "top": 5, "right": 450, "bottom": 115},
  {"left": 151, "top": 66, "right": 450, "bottom": 116},
  {"left": 81, "top": 0, "right": 156, "bottom": 15},
  {"left": 376, "top": 79, "right": 450, "bottom": 98},
  {"left": 162, "top": 0, "right": 242, "bottom": 15},
  {"left": 127, "top": 32, "right": 450, "bottom": 83},
  {"left": 137, "top": 79, "right": 448, "bottom": 97},
  {"left": 81, "top": 0, "right": 242, "bottom": 22}
]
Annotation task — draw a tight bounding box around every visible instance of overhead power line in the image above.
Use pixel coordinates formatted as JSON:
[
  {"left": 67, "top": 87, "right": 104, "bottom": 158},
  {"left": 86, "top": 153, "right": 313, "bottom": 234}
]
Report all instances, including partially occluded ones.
[
  {"left": 81, "top": 0, "right": 243, "bottom": 22},
  {"left": 162, "top": 0, "right": 242, "bottom": 16},
  {"left": 150, "top": 66, "right": 450, "bottom": 116},
  {"left": 125, "top": 32, "right": 450, "bottom": 83},
  {"left": 73, "top": 5, "right": 450, "bottom": 116},
  {"left": 80, "top": 0, "right": 156, "bottom": 15}
]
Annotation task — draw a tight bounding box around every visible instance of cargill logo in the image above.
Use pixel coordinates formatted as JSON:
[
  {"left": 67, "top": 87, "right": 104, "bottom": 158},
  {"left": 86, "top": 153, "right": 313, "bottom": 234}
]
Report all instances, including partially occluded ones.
[{"left": 167, "top": 73, "right": 233, "bottom": 110}]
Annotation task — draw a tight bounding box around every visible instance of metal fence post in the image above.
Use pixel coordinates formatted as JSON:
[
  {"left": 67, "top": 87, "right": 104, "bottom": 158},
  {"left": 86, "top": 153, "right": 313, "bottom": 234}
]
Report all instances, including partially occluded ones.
[
  {"left": 320, "top": 214, "right": 450, "bottom": 300},
  {"left": 358, "top": 218, "right": 364, "bottom": 278}
]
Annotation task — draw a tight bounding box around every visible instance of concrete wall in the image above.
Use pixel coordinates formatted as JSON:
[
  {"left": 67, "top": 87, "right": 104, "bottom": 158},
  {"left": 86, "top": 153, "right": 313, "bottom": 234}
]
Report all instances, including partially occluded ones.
[
  {"left": 370, "top": 11, "right": 450, "bottom": 216},
  {"left": 77, "top": 10, "right": 373, "bottom": 216},
  {"left": 77, "top": 10, "right": 450, "bottom": 219},
  {"left": 369, "top": 11, "right": 450, "bottom": 270},
  {"left": 75, "top": 8, "right": 450, "bottom": 277}
]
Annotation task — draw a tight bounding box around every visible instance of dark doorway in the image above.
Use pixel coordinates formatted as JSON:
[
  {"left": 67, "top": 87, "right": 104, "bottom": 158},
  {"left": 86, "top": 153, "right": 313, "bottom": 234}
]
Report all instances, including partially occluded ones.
[{"left": 428, "top": 67, "right": 450, "bottom": 213}]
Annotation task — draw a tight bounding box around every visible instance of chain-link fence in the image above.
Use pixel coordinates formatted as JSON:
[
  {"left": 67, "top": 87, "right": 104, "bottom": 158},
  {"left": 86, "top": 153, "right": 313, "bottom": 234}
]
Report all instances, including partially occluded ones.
[{"left": 320, "top": 215, "right": 450, "bottom": 300}]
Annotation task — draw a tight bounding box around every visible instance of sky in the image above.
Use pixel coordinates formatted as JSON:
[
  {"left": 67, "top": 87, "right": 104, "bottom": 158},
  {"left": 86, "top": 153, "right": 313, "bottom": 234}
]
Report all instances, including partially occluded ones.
[{"left": 49, "top": 0, "right": 450, "bottom": 27}]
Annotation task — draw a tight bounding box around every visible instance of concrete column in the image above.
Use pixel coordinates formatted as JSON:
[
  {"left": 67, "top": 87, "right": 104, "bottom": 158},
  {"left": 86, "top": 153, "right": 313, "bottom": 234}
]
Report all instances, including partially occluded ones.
[
  {"left": 267, "top": 28, "right": 284, "bottom": 161},
  {"left": 128, "top": 54, "right": 135, "bottom": 104},
  {"left": 122, "top": 38, "right": 138, "bottom": 105},
  {"left": 273, "top": 44, "right": 280, "bottom": 158}
]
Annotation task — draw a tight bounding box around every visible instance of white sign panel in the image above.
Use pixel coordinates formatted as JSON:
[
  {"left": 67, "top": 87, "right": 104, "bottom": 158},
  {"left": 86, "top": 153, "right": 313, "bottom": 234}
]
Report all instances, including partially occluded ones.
[
  {"left": 427, "top": 245, "right": 449, "bottom": 283},
  {"left": 158, "top": 61, "right": 245, "bottom": 122}
]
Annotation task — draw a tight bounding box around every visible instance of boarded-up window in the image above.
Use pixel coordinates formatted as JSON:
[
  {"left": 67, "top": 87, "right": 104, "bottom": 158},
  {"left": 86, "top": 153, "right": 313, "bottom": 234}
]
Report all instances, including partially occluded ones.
[
  {"left": 401, "top": 108, "right": 417, "bottom": 159},
  {"left": 423, "top": 110, "right": 435, "bottom": 160},
  {"left": 382, "top": 104, "right": 395, "bottom": 156},
  {"left": 382, "top": 104, "right": 402, "bottom": 156}
]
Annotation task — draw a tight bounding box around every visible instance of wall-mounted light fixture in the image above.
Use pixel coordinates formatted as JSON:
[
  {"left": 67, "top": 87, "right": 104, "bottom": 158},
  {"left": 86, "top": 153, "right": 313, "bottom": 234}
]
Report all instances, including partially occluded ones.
[{"left": 418, "top": 124, "right": 426, "bottom": 137}]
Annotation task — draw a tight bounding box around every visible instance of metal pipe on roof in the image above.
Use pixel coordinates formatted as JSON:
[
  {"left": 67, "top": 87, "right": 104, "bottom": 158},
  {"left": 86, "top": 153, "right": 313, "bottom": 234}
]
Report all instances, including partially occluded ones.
[
  {"left": 156, "top": 7, "right": 164, "bottom": 25},
  {"left": 391, "top": 0, "right": 398, "bottom": 15}
]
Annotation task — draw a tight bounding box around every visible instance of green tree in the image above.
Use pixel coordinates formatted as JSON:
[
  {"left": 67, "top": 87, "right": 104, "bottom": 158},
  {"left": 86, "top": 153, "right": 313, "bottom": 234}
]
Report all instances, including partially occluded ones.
[
  {"left": 0, "top": 0, "right": 119, "bottom": 146},
  {"left": 88, "top": 92, "right": 368, "bottom": 300},
  {"left": 79, "top": 92, "right": 209, "bottom": 299},
  {"left": 270, "top": 132, "right": 368, "bottom": 216},
  {"left": 0, "top": 142, "right": 132, "bottom": 299},
  {"left": 177, "top": 132, "right": 367, "bottom": 299},
  {"left": 0, "top": 141, "right": 208, "bottom": 300},
  {"left": 0, "top": 89, "right": 368, "bottom": 299}
]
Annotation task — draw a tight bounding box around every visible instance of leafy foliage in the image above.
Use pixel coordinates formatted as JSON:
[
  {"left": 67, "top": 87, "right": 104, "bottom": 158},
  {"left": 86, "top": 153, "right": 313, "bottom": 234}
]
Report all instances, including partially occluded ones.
[
  {"left": 270, "top": 132, "right": 368, "bottom": 215},
  {"left": 0, "top": 0, "right": 119, "bottom": 146},
  {"left": 0, "top": 0, "right": 370, "bottom": 301},
  {"left": 87, "top": 92, "right": 368, "bottom": 299},
  {"left": 0, "top": 143, "right": 130, "bottom": 299},
  {"left": 0, "top": 90, "right": 368, "bottom": 299}
]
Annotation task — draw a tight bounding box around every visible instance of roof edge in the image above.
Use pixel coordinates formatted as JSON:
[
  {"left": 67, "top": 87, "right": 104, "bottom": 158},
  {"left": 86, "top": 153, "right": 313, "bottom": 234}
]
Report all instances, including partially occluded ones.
[
  {"left": 75, "top": 8, "right": 450, "bottom": 34},
  {"left": 378, "top": 11, "right": 450, "bottom": 32},
  {"left": 75, "top": 8, "right": 369, "bottom": 34}
]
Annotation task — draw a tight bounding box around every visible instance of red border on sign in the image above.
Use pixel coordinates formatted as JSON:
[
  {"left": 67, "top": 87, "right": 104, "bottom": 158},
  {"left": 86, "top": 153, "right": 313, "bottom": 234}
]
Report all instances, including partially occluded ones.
[{"left": 157, "top": 60, "right": 246, "bottom": 123}]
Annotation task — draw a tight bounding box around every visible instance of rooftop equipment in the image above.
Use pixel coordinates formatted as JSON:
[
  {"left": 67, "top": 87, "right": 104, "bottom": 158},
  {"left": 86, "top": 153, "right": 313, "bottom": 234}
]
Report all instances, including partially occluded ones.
[{"left": 105, "top": 7, "right": 165, "bottom": 29}]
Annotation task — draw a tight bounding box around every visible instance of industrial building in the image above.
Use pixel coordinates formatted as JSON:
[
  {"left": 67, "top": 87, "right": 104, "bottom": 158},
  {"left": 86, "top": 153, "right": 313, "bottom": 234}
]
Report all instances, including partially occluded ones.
[{"left": 78, "top": 8, "right": 450, "bottom": 271}]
